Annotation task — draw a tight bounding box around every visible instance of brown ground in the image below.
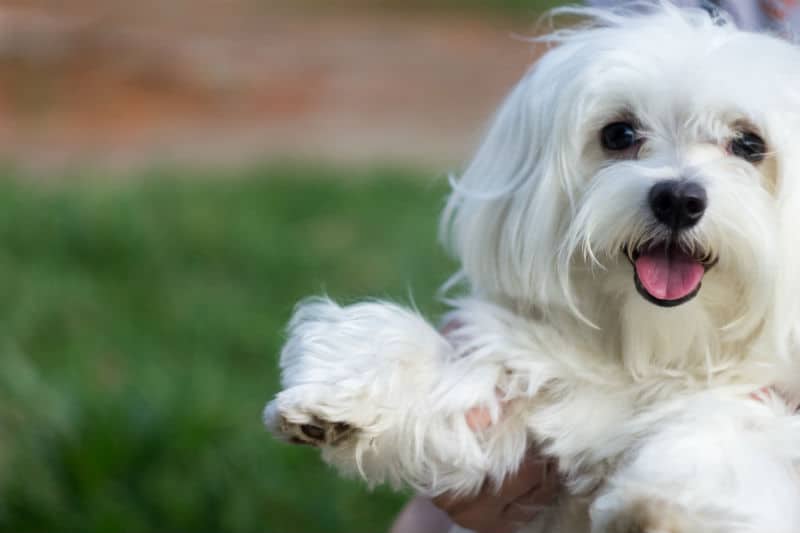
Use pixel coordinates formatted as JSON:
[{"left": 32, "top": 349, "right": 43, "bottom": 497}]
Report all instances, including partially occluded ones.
[{"left": 0, "top": 1, "right": 541, "bottom": 174}]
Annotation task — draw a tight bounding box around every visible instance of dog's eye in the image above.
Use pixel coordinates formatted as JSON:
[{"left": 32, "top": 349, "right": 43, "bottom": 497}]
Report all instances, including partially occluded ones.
[
  {"left": 601, "top": 122, "right": 638, "bottom": 151},
  {"left": 729, "top": 132, "right": 766, "bottom": 163}
]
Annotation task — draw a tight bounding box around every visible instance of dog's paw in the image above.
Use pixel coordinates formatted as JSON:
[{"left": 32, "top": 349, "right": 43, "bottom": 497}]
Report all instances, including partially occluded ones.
[
  {"left": 602, "top": 501, "right": 680, "bottom": 533},
  {"left": 263, "top": 399, "right": 360, "bottom": 448},
  {"left": 276, "top": 414, "right": 357, "bottom": 447},
  {"left": 264, "top": 298, "right": 498, "bottom": 493},
  {"left": 265, "top": 297, "right": 451, "bottom": 446},
  {"left": 592, "top": 496, "right": 727, "bottom": 533}
]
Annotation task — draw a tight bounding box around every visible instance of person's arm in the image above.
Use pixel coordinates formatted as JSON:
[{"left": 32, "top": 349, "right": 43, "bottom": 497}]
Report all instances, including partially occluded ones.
[{"left": 389, "top": 496, "right": 450, "bottom": 533}]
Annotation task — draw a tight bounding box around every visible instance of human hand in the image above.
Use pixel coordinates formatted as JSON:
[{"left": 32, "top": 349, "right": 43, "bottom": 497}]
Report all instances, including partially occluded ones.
[
  {"left": 432, "top": 451, "right": 560, "bottom": 533},
  {"left": 430, "top": 323, "right": 561, "bottom": 533}
]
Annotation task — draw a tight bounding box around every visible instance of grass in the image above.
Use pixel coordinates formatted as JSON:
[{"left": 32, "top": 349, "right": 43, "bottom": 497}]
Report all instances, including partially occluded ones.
[{"left": 0, "top": 164, "right": 456, "bottom": 532}]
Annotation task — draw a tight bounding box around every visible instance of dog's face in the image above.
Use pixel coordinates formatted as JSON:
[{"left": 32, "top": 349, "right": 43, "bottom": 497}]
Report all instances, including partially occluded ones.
[{"left": 444, "top": 5, "right": 800, "bottom": 355}]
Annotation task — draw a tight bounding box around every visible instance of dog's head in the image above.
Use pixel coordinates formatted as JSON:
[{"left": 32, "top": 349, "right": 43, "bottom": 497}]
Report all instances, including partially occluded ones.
[{"left": 443, "top": 4, "right": 800, "bottom": 359}]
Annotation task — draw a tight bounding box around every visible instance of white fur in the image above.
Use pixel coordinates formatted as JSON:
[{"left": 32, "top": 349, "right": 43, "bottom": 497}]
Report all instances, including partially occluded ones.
[{"left": 266, "top": 3, "right": 800, "bottom": 532}]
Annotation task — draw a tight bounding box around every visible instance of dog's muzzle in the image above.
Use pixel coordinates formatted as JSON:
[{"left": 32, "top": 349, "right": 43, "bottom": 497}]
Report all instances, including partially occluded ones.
[{"left": 622, "top": 180, "right": 715, "bottom": 307}]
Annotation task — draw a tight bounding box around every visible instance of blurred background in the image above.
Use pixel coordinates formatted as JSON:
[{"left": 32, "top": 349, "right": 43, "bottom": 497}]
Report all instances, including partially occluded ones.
[{"left": 0, "top": 1, "right": 562, "bottom": 531}]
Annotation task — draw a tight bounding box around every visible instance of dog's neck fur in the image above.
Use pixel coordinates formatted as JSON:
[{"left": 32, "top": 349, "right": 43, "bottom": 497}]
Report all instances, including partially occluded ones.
[
  {"left": 614, "top": 293, "right": 765, "bottom": 384},
  {"left": 489, "top": 270, "right": 780, "bottom": 391}
]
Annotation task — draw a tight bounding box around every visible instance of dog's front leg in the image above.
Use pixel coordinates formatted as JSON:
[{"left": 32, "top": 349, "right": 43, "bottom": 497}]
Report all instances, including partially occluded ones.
[{"left": 264, "top": 297, "right": 520, "bottom": 496}]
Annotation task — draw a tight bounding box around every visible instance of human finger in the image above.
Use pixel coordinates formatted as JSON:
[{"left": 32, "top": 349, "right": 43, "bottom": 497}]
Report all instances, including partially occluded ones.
[
  {"left": 494, "top": 453, "right": 552, "bottom": 504},
  {"left": 511, "top": 459, "right": 560, "bottom": 507},
  {"left": 502, "top": 501, "right": 548, "bottom": 522},
  {"left": 432, "top": 485, "right": 504, "bottom": 518}
]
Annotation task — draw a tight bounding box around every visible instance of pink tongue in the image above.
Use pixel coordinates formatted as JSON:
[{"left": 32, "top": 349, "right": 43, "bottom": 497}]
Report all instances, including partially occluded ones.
[{"left": 634, "top": 247, "right": 705, "bottom": 301}]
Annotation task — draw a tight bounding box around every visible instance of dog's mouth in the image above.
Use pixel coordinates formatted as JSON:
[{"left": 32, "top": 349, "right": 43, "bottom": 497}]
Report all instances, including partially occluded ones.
[{"left": 624, "top": 242, "right": 717, "bottom": 307}]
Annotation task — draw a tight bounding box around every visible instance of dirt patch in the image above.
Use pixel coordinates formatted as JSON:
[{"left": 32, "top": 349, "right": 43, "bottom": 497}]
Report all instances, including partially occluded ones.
[{"left": 0, "top": 2, "right": 542, "bottom": 174}]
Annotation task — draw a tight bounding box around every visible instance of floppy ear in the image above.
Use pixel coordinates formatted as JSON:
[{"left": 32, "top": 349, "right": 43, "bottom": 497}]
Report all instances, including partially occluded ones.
[
  {"left": 766, "top": 119, "right": 800, "bottom": 360},
  {"left": 440, "top": 44, "right": 585, "bottom": 308}
]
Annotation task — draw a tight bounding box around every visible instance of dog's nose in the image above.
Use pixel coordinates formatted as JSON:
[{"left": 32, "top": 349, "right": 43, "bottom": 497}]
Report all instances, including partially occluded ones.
[{"left": 648, "top": 180, "right": 707, "bottom": 229}]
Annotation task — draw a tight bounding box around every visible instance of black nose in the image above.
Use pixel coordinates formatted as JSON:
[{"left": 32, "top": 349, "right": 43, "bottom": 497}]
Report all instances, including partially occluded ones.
[{"left": 648, "top": 180, "right": 707, "bottom": 229}]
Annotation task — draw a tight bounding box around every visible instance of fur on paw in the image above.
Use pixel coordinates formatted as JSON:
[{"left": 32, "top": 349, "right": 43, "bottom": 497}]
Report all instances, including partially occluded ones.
[
  {"left": 276, "top": 414, "right": 358, "bottom": 447},
  {"left": 600, "top": 497, "right": 711, "bottom": 533}
]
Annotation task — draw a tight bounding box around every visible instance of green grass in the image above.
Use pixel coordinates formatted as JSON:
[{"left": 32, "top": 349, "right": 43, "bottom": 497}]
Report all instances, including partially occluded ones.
[{"left": 0, "top": 164, "right": 456, "bottom": 532}]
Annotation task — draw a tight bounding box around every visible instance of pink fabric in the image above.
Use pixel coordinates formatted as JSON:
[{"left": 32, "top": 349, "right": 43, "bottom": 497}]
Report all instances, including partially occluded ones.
[{"left": 586, "top": 1, "right": 800, "bottom": 34}]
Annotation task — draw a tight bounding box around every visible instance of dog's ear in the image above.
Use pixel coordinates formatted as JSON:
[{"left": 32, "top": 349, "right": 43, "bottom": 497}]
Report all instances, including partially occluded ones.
[
  {"left": 440, "top": 45, "right": 584, "bottom": 308},
  {"left": 767, "top": 129, "right": 800, "bottom": 359}
]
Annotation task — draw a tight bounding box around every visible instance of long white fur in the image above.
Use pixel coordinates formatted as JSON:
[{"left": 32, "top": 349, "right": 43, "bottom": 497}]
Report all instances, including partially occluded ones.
[{"left": 266, "top": 3, "right": 800, "bottom": 532}]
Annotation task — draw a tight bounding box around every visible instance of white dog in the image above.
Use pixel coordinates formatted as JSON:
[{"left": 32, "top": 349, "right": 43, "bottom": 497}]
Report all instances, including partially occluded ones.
[{"left": 265, "top": 4, "right": 800, "bottom": 532}]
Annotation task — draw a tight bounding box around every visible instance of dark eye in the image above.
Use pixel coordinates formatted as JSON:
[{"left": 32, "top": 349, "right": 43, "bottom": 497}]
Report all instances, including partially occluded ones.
[
  {"left": 729, "top": 132, "right": 766, "bottom": 163},
  {"left": 601, "top": 122, "right": 638, "bottom": 151}
]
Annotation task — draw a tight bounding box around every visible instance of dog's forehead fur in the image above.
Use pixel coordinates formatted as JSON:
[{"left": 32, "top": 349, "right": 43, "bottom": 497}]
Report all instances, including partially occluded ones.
[{"left": 539, "top": 6, "right": 800, "bottom": 149}]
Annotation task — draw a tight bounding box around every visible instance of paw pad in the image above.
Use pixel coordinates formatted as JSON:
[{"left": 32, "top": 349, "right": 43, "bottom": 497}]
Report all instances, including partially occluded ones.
[
  {"left": 300, "top": 424, "right": 326, "bottom": 441},
  {"left": 280, "top": 416, "right": 356, "bottom": 447}
]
